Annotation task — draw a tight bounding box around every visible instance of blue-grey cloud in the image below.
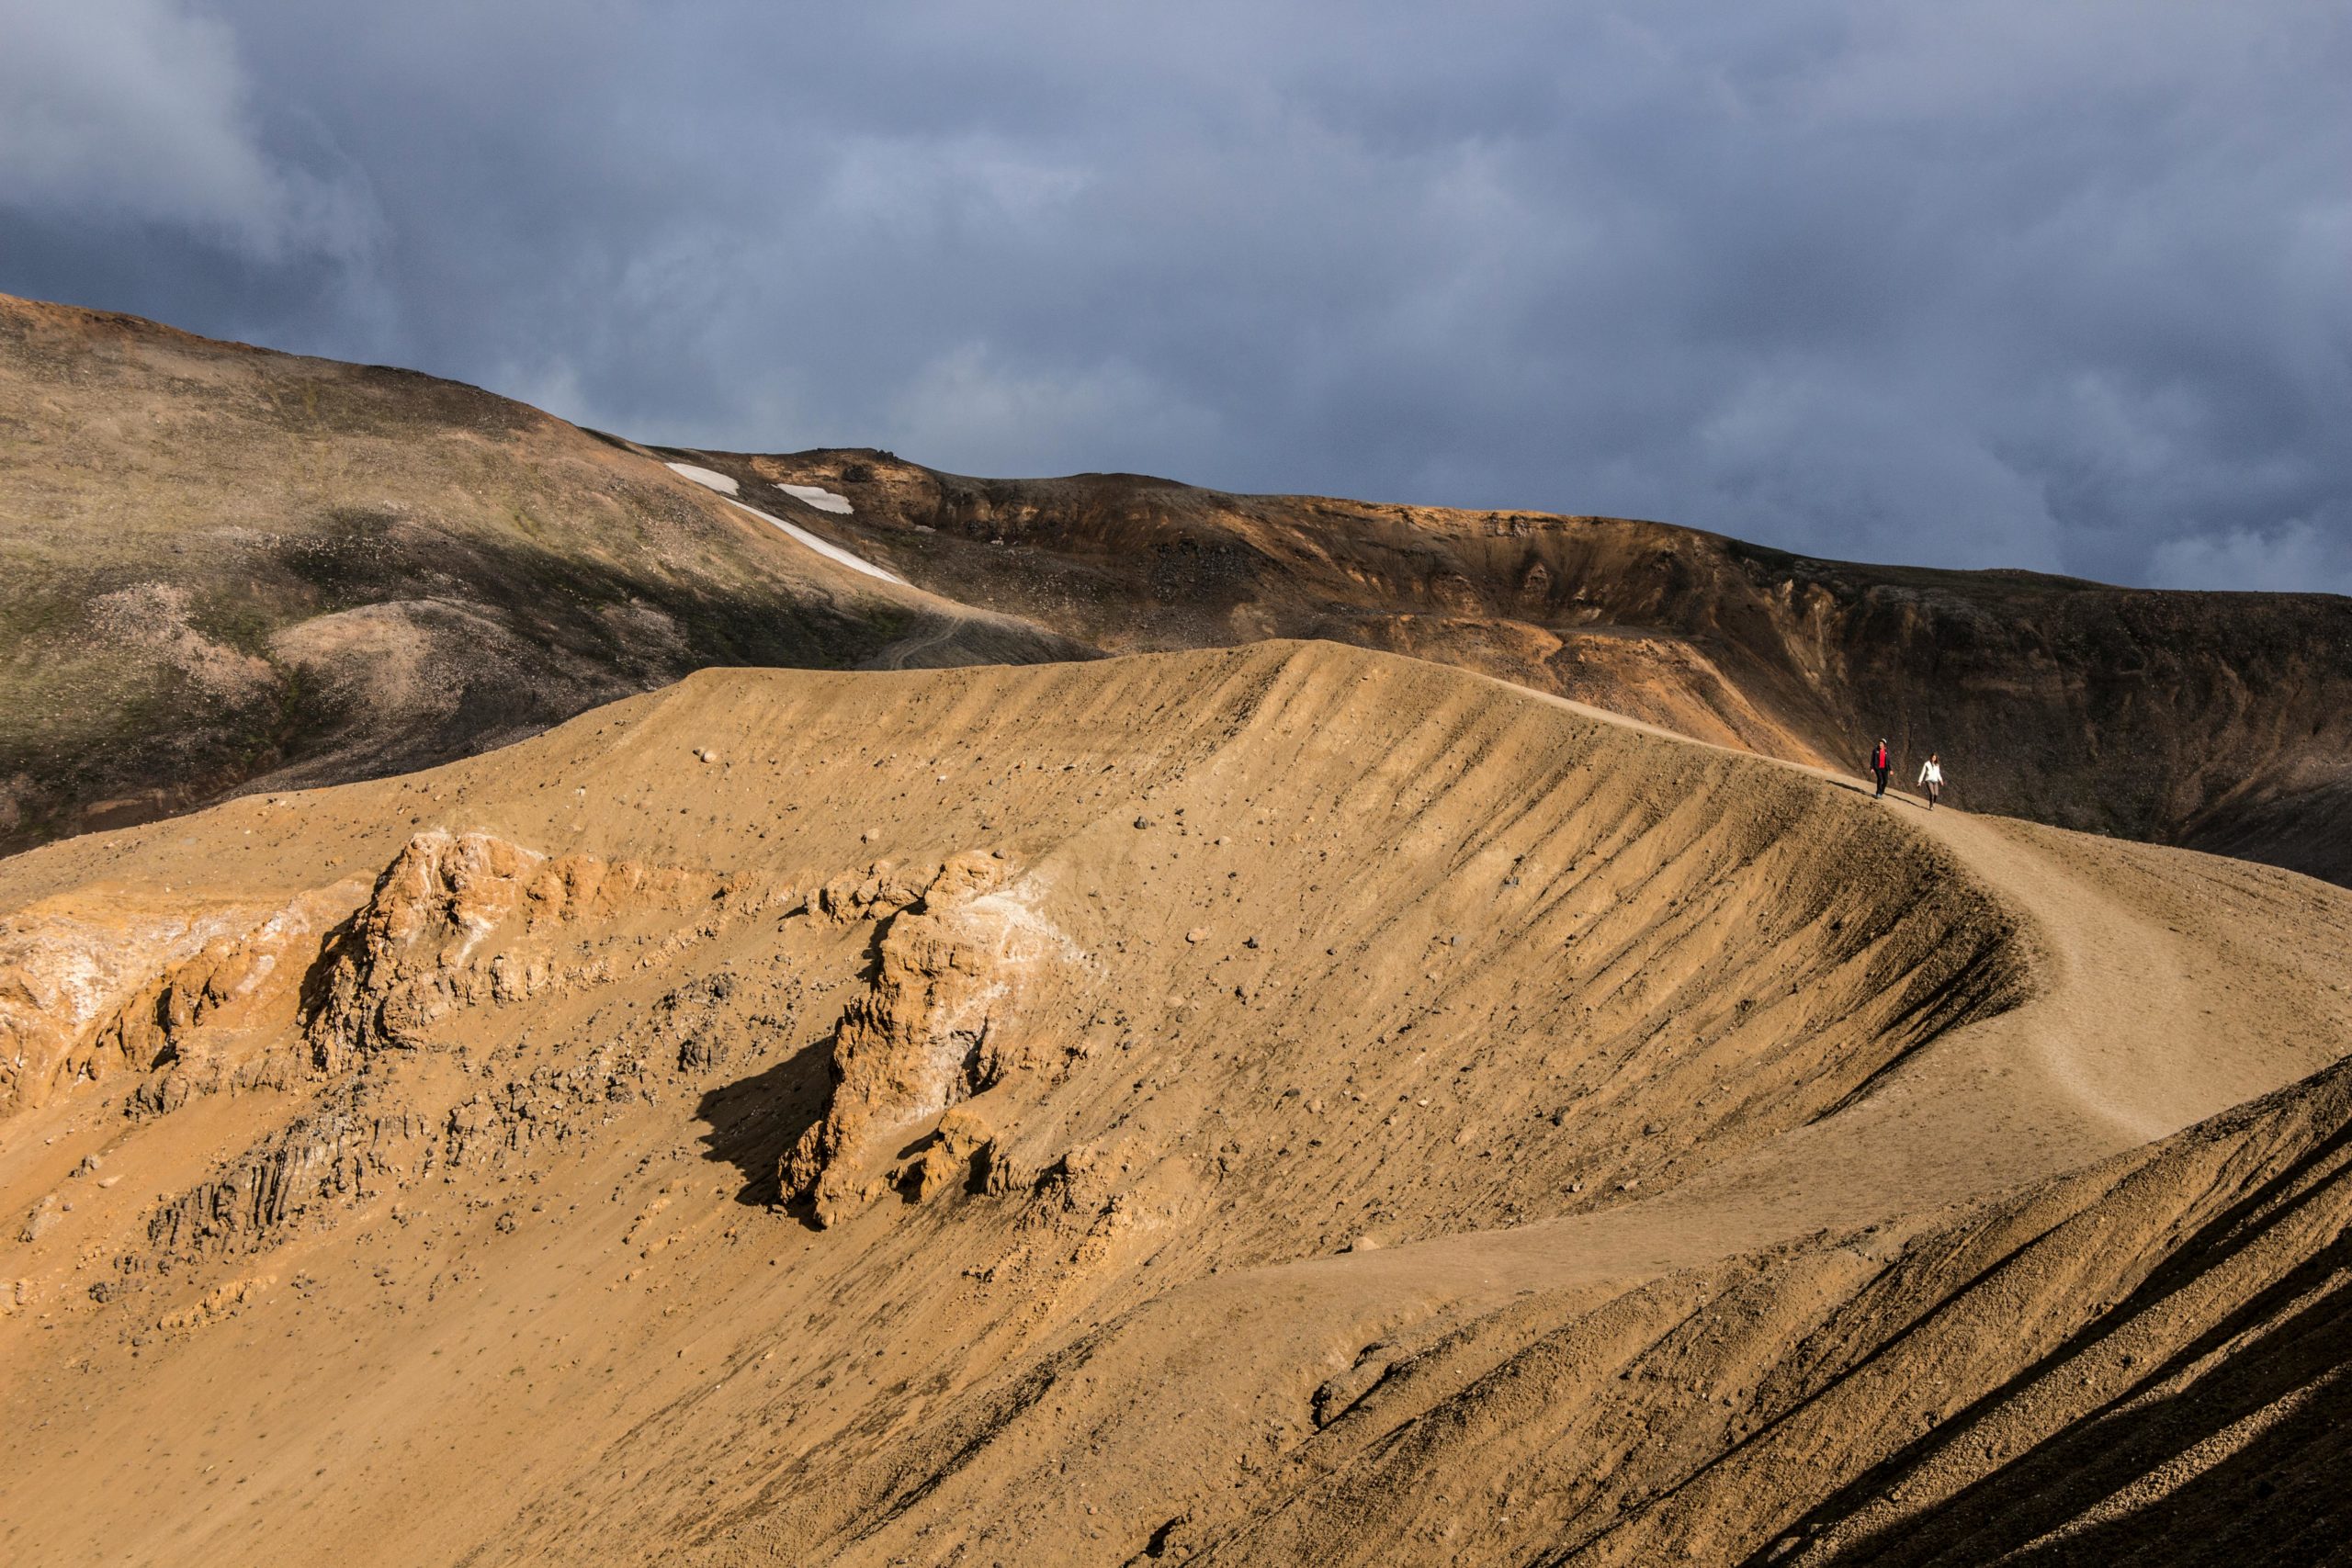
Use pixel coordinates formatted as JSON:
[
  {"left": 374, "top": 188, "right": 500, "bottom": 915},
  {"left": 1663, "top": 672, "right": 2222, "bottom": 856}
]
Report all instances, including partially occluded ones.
[{"left": 3, "top": 0, "right": 2346, "bottom": 591}]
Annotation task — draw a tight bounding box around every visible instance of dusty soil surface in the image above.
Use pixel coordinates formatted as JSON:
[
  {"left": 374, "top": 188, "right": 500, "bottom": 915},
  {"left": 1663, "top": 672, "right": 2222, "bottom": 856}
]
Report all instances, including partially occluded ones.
[
  {"left": 710, "top": 448, "right": 2352, "bottom": 886},
  {"left": 0, "top": 295, "right": 1085, "bottom": 853},
  {"left": 3, "top": 642, "right": 2346, "bottom": 1565}
]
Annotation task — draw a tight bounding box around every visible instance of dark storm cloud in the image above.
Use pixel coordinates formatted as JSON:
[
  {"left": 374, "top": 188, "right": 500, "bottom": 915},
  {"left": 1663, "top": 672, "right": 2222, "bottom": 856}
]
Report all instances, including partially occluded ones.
[{"left": 5, "top": 0, "right": 2347, "bottom": 590}]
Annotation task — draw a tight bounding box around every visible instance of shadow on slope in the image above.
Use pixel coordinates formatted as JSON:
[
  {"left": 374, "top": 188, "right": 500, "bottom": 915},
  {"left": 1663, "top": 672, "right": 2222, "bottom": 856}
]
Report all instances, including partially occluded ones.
[{"left": 695, "top": 1040, "right": 838, "bottom": 1211}]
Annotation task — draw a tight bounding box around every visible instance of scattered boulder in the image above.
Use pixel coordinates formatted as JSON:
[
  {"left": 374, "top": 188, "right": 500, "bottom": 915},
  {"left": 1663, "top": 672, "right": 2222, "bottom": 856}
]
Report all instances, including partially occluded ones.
[{"left": 19, "top": 1193, "right": 60, "bottom": 1244}]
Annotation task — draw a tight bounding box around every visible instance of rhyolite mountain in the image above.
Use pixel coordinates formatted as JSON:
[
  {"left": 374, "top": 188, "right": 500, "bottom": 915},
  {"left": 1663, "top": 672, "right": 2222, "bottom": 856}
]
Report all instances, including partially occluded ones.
[{"left": 4, "top": 291, "right": 2346, "bottom": 884}]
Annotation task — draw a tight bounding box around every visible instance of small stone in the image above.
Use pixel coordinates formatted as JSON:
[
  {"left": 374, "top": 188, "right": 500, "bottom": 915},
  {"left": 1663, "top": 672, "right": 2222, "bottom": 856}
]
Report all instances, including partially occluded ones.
[
  {"left": 1618, "top": 1179, "right": 1640, "bottom": 1192},
  {"left": 1186, "top": 927, "right": 1210, "bottom": 944},
  {"left": 1243, "top": 935, "right": 1260, "bottom": 949},
  {"left": 1346, "top": 1235, "right": 1383, "bottom": 1253},
  {"left": 1134, "top": 815, "right": 1154, "bottom": 829},
  {"left": 695, "top": 747, "right": 718, "bottom": 763},
  {"left": 861, "top": 828, "right": 881, "bottom": 843},
  {"left": 18, "top": 1196, "right": 60, "bottom": 1244}
]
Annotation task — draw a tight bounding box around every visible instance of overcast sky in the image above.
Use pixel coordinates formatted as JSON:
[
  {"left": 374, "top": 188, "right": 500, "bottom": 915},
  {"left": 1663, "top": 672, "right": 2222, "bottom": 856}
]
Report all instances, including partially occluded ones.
[{"left": 4, "top": 1, "right": 2346, "bottom": 591}]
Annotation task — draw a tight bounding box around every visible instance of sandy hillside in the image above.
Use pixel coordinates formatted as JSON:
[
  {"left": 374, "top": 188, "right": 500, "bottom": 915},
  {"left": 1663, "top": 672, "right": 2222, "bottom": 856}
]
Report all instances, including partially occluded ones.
[{"left": 3, "top": 641, "right": 2347, "bottom": 1565}]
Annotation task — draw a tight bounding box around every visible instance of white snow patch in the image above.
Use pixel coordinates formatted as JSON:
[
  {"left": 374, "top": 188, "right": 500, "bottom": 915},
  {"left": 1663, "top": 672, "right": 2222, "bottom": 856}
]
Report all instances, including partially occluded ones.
[
  {"left": 720, "top": 497, "right": 903, "bottom": 585},
  {"left": 776, "top": 482, "right": 854, "bottom": 515},
  {"left": 667, "top": 459, "right": 899, "bottom": 583},
  {"left": 665, "top": 462, "right": 741, "bottom": 496}
]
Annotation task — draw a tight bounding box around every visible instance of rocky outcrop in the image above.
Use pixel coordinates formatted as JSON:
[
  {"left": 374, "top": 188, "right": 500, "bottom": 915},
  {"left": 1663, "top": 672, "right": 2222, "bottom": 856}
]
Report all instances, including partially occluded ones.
[
  {"left": 783, "top": 852, "right": 1076, "bottom": 1226},
  {"left": 808, "top": 861, "right": 933, "bottom": 924},
  {"left": 141, "top": 1078, "right": 435, "bottom": 1258},
  {"left": 96, "top": 886, "right": 361, "bottom": 1113},
  {"left": 1, "top": 906, "right": 236, "bottom": 1115},
  {"left": 0, "top": 830, "right": 743, "bottom": 1121},
  {"left": 0, "top": 885, "right": 360, "bottom": 1117},
  {"left": 304, "top": 830, "right": 729, "bottom": 1070}
]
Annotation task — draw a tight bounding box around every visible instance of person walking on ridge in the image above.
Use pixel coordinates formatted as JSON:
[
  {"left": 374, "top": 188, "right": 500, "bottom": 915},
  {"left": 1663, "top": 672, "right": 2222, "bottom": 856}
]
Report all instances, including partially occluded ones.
[
  {"left": 1871, "top": 739, "right": 1892, "bottom": 798},
  {"left": 1917, "top": 752, "right": 1943, "bottom": 809}
]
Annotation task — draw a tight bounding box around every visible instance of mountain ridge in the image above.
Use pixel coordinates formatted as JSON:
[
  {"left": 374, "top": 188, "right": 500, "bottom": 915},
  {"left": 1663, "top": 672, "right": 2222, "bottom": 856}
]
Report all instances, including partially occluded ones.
[
  {"left": 683, "top": 444, "right": 2352, "bottom": 884},
  {"left": 5, "top": 288, "right": 2347, "bottom": 889}
]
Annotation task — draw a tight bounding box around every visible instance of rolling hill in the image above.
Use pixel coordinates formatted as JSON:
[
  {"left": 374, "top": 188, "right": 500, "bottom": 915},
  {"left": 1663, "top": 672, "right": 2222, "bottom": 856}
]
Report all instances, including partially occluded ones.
[{"left": 0, "top": 294, "right": 1083, "bottom": 854}]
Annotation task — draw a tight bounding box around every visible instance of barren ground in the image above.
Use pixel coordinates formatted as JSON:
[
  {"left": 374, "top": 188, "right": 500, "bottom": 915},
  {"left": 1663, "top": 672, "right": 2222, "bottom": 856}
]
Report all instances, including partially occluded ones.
[{"left": 4, "top": 643, "right": 2347, "bottom": 1565}]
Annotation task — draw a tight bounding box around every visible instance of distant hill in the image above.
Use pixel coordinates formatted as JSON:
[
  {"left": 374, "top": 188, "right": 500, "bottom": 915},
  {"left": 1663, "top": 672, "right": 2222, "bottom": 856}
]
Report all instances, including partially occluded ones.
[
  {"left": 0, "top": 295, "right": 1085, "bottom": 852},
  {"left": 689, "top": 447, "right": 2352, "bottom": 884},
  {"left": 5, "top": 292, "right": 2346, "bottom": 885}
]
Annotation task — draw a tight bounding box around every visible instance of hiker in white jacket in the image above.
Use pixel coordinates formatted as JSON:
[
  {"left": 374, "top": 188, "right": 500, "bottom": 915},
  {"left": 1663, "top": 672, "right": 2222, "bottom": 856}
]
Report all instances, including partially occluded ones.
[{"left": 1917, "top": 753, "right": 1944, "bottom": 809}]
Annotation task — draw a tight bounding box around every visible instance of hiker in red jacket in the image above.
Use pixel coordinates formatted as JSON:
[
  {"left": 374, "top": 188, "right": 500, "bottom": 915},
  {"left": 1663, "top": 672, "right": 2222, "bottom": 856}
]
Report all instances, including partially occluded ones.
[{"left": 1871, "top": 739, "right": 1892, "bottom": 798}]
